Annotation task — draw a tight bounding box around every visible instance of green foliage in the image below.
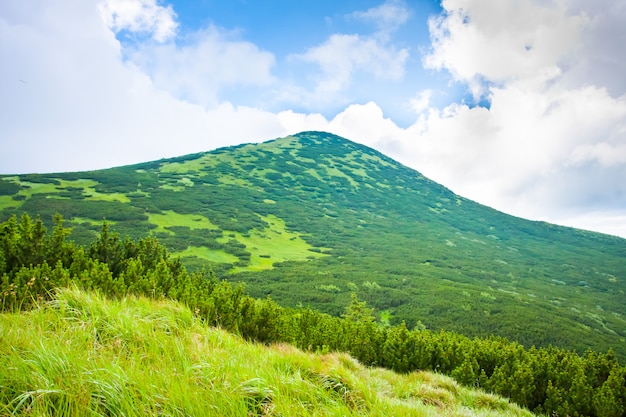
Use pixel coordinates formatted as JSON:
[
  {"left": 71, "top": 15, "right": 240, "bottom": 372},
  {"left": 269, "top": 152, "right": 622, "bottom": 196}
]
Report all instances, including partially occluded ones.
[
  {"left": 1, "top": 214, "right": 626, "bottom": 416},
  {"left": 1, "top": 131, "right": 626, "bottom": 361},
  {"left": 1, "top": 288, "right": 538, "bottom": 417},
  {"left": 0, "top": 179, "right": 21, "bottom": 196}
]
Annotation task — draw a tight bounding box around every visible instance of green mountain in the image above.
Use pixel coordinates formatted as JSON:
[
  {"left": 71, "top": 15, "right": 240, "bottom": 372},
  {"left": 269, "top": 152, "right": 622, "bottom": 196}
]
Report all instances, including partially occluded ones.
[{"left": 1, "top": 131, "right": 625, "bottom": 357}]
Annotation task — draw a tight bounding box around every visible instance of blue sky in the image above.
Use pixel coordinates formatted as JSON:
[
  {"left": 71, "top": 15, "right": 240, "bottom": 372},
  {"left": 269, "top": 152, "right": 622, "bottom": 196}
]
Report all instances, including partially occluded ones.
[
  {"left": 115, "top": 0, "right": 452, "bottom": 125},
  {"left": 1, "top": 0, "right": 626, "bottom": 238}
]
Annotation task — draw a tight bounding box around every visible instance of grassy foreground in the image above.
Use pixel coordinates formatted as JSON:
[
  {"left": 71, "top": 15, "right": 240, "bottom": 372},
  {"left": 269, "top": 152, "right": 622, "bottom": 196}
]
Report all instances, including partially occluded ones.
[{"left": 0, "top": 288, "right": 533, "bottom": 417}]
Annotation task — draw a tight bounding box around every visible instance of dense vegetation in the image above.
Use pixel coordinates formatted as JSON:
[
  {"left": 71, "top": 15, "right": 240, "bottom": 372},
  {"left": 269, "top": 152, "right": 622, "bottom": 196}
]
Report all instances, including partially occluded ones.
[
  {"left": 1, "top": 132, "right": 625, "bottom": 360},
  {"left": 1, "top": 288, "right": 534, "bottom": 417},
  {"left": 2, "top": 214, "right": 626, "bottom": 416}
]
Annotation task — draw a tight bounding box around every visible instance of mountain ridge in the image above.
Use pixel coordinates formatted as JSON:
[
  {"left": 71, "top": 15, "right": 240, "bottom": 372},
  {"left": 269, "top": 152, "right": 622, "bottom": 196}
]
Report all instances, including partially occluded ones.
[{"left": 1, "top": 131, "right": 625, "bottom": 358}]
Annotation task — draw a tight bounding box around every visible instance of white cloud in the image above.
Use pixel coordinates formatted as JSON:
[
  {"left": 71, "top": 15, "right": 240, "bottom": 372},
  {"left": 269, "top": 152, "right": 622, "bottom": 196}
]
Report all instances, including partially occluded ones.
[
  {"left": 378, "top": 0, "right": 626, "bottom": 231},
  {"left": 562, "top": 0, "right": 626, "bottom": 96},
  {"left": 0, "top": 0, "right": 284, "bottom": 173},
  {"left": 293, "top": 34, "right": 408, "bottom": 100},
  {"left": 568, "top": 142, "right": 626, "bottom": 168},
  {"left": 276, "top": 110, "right": 329, "bottom": 134},
  {"left": 425, "top": 0, "right": 586, "bottom": 99},
  {"left": 350, "top": 0, "right": 410, "bottom": 36},
  {"left": 285, "top": 0, "right": 411, "bottom": 108},
  {"left": 407, "top": 89, "right": 432, "bottom": 114},
  {"left": 407, "top": 83, "right": 626, "bottom": 217},
  {"left": 98, "top": 0, "right": 177, "bottom": 42},
  {"left": 126, "top": 25, "right": 276, "bottom": 107}
]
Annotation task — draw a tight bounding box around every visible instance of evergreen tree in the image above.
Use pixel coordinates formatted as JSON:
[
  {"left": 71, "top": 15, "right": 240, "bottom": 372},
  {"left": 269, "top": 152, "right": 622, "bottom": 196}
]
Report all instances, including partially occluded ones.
[
  {"left": 342, "top": 293, "right": 381, "bottom": 365},
  {"left": 593, "top": 367, "right": 626, "bottom": 417},
  {"left": 89, "top": 221, "right": 125, "bottom": 277},
  {"left": 382, "top": 321, "right": 414, "bottom": 373}
]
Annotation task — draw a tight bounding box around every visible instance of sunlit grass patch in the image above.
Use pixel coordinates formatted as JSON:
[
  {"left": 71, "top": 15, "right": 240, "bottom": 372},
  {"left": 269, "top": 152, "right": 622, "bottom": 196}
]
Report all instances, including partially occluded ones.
[
  {"left": 159, "top": 183, "right": 186, "bottom": 191},
  {"left": 159, "top": 155, "right": 211, "bottom": 173},
  {"left": 304, "top": 167, "right": 325, "bottom": 181},
  {"left": 219, "top": 214, "right": 329, "bottom": 273},
  {"left": 71, "top": 217, "right": 116, "bottom": 226},
  {"left": 18, "top": 180, "right": 67, "bottom": 195},
  {"left": 218, "top": 174, "right": 254, "bottom": 187},
  {"left": 351, "top": 150, "right": 397, "bottom": 169},
  {"left": 82, "top": 190, "right": 130, "bottom": 203},
  {"left": 159, "top": 176, "right": 196, "bottom": 191},
  {"left": 174, "top": 246, "right": 239, "bottom": 264},
  {"left": 1, "top": 177, "right": 130, "bottom": 203},
  {"left": 146, "top": 211, "right": 328, "bottom": 271},
  {"left": 0, "top": 195, "right": 20, "bottom": 210},
  {"left": 324, "top": 165, "right": 359, "bottom": 188},
  {"left": 147, "top": 210, "right": 219, "bottom": 235}
]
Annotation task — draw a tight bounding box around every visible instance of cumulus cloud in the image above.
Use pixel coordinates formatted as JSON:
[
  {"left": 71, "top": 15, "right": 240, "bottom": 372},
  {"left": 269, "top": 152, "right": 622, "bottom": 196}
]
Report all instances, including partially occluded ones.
[
  {"left": 424, "top": 0, "right": 586, "bottom": 99},
  {"left": 98, "top": 0, "right": 178, "bottom": 42},
  {"left": 410, "top": 85, "right": 626, "bottom": 217},
  {"left": 389, "top": 0, "right": 626, "bottom": 230},
  {"left": 569, "top": 143, "right": 626, "bottom": 168},
  {"left": 288, "top": 1, "right": 410, "bottom": 108},
  {"left": 407, "top": 89, "right": 432, "bottom": 114},
  {"left": 126, "top": 25, "right": 276, "bottom": 107},
  {"left": 0, "top": 0, "right": 284, "bottom": 173},
  {"left": 295, "top": 34, "right": 408, "bottom": 97},
  {"left": 350, "top": 0, "right": 410, "bottom": 36},
  {"left": 562, "top": 0, "right": 626, "bottom": 96}
]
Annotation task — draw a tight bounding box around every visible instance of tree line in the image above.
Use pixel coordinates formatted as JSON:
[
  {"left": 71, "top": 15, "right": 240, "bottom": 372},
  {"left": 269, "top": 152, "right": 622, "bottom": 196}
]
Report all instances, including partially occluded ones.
[{"left": 1, "top": 213, "right": 625, "bottom": 417}]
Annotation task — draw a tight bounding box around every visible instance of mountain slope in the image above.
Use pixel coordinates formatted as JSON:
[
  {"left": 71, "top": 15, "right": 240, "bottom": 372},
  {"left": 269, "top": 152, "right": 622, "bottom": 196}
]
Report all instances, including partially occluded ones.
[{"left": 1, "top": 131, "right": 625, "bottom": 357}]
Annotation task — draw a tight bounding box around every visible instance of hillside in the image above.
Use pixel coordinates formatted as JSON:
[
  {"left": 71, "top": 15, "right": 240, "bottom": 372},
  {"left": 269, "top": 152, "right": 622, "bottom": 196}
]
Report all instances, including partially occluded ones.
[
  {"left": 1, "top": 131, "right": 625, "bottom": 358},
  {"left": 1, "top": 212, "right": 625, "bottom": 416},
  {"left": 0, "top": 288, "right": 533, "bottom": 416}
]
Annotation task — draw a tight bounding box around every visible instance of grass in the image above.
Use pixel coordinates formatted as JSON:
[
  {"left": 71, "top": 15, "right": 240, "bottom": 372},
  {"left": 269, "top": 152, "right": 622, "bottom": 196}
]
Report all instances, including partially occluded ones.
[
  {"left": 148, "top": 211, "right": 329, "bottom": 270},
  {"left": 218, "top": 174, "right": 254, "bottom": 188},
  {"left": 0, "top": 288, "right": 535, "bottom": 417},
  {"left": 159, "top": 156, "right": 212, "bottom": 173},
  {"left": 71, "top": 217, "right": 117, "bottom": 226},
  {"left": 174, "top": 246, "right": 239, "bottom": 263},
  {"left": 0, "top": 195, "right": 19, "bottom": 211},
  {"left": 0, "top": 177, "right": 130, "bottom": 207},
  {"left": 217, "top": 215, "right": 329, "bottom": 272},
  {"left": 147, "top": 210, "right": 219, "bottom": 235}
]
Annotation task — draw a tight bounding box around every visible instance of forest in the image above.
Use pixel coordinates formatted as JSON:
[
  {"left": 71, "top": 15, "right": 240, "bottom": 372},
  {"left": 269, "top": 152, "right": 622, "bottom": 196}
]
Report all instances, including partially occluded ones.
[{"left": 2, "top": 213, "right": 625, "bottom": 417}]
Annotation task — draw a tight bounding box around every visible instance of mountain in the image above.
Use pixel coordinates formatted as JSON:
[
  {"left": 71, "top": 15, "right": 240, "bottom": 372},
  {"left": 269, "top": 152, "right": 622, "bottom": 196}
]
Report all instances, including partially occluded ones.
[{"left": 1, "top": 131, "right": 625, "bottom": 357}]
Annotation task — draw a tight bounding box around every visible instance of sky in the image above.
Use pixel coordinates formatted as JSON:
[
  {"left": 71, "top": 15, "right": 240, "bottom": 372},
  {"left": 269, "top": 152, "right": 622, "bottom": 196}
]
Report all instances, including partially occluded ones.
[{"left": 1, "top": 0, "right": 626, "bottom": 238}]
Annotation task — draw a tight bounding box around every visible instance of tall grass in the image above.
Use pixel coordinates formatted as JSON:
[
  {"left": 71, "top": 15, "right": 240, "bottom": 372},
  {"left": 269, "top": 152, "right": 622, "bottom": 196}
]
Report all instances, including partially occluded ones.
[{"left": 0, "top": 287, "right": 535, "bottom": 416}]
